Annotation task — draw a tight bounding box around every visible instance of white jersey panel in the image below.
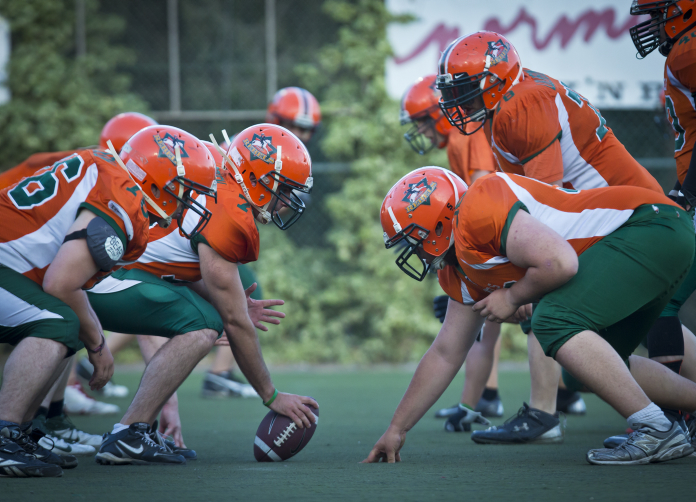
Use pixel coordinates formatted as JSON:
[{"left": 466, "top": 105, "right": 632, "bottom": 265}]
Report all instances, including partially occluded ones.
[
  {"left": 0, "top": 163, "right": 99, "bottom": 274},
  {"left": 555, "top": 94, "right": 609, "bottom": 190},
  {"left": 497, "top": 173, "right": 633, "bottom": 239},
  {"left": 136, "top": 195, "right": 205, "bottom": 266}
]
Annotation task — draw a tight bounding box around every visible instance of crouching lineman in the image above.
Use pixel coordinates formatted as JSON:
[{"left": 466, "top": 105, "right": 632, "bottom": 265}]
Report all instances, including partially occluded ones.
[
  {"left": 0, "top": 125, "right": 216, "bottom": 477},
  {"left": 365, "top": 167, "right": 696, "bottom": 465},
  {"left": 86, "top": 124, "right": 319, "bottom": 466},
  {"left": 400, "top": 74, "right": 506, "bottom": 426}
]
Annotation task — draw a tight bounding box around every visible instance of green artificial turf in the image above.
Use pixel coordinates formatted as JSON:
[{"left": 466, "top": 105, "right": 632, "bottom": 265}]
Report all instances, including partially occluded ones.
[{"left": 3, "top": 368, "right": 692, "bottom": 501}]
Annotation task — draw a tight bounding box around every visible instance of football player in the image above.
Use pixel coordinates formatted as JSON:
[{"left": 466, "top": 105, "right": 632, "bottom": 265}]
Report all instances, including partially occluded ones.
[
  {"left": 365, "top": 167, "right": 696, "bottom": 465},
  {"left": 0, "top": 112, "right": 159, "bottom": 451},
  {"left": 0, "top": 124, "right": 216, "bottom": 477},
  {"left": 435, "top": 31, "right": 689, "bottom": 444},
  {"left": 201, "top": 88, "right": 323, "bottom": 399},
  {"left": 400, "top": 74, "right": 505, "bottom": 427},
  {"left": 87, "top": 124, "right": 319, "bottom": 466}
]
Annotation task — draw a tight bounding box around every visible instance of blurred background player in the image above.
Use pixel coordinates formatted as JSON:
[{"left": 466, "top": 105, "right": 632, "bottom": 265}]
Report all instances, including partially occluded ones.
[
  {"left": 399, "top": 74, "right": 504, "bottom": 428},
  {"left": 435, "top": 31, "right": 674, "bottom": 444},
  {"left": 200, "top": 87, "right": 322, "bottom": 399}
]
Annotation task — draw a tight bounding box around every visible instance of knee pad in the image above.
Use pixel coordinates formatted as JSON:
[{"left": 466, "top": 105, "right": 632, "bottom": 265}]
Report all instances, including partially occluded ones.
[{"left": 647, "top": 316, "right": 684, "bottom": 359}]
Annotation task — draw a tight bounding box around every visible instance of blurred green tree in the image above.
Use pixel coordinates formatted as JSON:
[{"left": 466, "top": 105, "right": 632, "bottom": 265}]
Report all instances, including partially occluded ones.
[{"left": 0, "top": 0, "right": 146, "bottom": 170}]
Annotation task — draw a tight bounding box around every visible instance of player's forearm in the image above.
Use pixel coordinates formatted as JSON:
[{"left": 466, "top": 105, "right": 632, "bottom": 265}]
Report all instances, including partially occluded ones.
[
  {"left": 55, "top": 288, "right": 104, "bottom": 349},
  {"left": 389, "top": 344, "right": 467, "bottom": 434},
  {"left": 224, "top": 319, "right": 275, "bottom": 401},
  {"left": 506, "top": 259, "right": 577, "bottom": 307}
]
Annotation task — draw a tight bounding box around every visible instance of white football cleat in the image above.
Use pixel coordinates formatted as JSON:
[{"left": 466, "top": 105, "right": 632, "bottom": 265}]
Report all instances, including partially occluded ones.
[{"left": 64, "top": 384, "right": 120, "bottom": 415}]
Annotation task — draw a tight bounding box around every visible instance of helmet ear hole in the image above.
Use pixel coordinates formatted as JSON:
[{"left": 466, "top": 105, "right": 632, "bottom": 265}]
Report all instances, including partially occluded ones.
[
  {"left": 435, "top": 221, "right": 444, "bottom": 237},
  {"left": 684, "top": 9, "right": 693, "bottom": 21},
  {"left": 249, "top": 172, "right": 258, "bottom": 188},
  {"left": 151, "top": 184, "right": 160, "bottom": 199}
]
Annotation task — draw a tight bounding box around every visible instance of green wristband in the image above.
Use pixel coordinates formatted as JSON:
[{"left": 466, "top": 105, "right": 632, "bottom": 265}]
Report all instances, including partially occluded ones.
[{"left": 263, "top": 389, "right": 278, "bottom": 407}]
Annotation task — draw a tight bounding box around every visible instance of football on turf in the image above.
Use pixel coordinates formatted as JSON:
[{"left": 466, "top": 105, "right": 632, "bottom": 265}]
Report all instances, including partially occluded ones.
[{"left": 254, "top": 405, "right": 319, "bottom": 462}]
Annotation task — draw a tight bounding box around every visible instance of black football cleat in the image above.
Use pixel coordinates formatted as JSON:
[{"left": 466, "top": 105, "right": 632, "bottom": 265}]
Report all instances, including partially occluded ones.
[
  {"left": 96, "top": 422, "right": 186, "bottom": 465},
  {"left": 0, "top": 426, "right": 63, "bottom": 477},
  {"left": 15, "top": 423, "right": 78, "bottom": 469},
  {"left": 149, "top": 421, "right": 197, "bottom": 460},
  {"left": 471, "top": 403, "right": 564, "bottom": 444}
]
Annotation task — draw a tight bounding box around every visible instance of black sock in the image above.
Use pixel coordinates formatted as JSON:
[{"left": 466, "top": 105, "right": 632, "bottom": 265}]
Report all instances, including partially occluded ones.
[
  {"left": 47, "top": 399, "right": 64, "bottom": 419},
  {"left": 35, "top": 406, "right": 48, "bottom": 419},
  {"left": 482, "top": 388, "right": 498, "bottom": 401},
  {"left": 557, "top": 388, "right": 575, "bottom": 400}
]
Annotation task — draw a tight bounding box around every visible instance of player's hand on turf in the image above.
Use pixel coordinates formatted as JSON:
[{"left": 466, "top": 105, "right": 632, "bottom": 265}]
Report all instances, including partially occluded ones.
[
  {"left": 245, "top": 283, "right": 286, "bottom": 331},
  {"left": 160, "top": 396, "right": 186, "bottom": 448},
  {"left": 87, "top": 343, "right": 114, "bottom": 391},
  {"left": 362, "top": 427, "right": 405, "bottom": 463},
  {"left": 268, "top": 393, "right": 318, "bottom": 429},
  {"left": 472, "top": 289, "right": 518, "bottom": 323}
]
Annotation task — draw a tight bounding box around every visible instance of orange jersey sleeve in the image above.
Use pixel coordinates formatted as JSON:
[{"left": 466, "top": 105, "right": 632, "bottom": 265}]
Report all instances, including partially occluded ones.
[
  {"left": 491, "top": 73, "right": 563, "bottom": 181},
  {"left": 193, "top": 172, "right": 259, "bottom": 264},
  {"left": 446, "top": 125, "right": 496, "bottom": 185},
  {"left": 0, "top": 150, "right": 149, "bottom": 286},
  {"left": 131, "top": 169, "right": 260, "bottom": 283},
  {"left": 0, "top": 150, "right": 81, "bottom": 190},
  {"left": 665, "top": 36, "right": 696, "bottom": 184}
]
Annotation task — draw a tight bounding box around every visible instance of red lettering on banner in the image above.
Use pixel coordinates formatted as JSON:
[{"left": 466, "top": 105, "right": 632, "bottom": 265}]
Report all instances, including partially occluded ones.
[
  {"left": 483, "top": 8, "right": 640, "bottom": 50},
  {"left": 393, "top": 22, "right": 459, "bottom": 64},
  {"left": 392, "top": 8, "right": 645, "bottom": 65}
]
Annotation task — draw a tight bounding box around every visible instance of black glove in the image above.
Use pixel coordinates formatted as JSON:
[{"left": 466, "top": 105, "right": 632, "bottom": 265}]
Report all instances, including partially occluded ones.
[
  {"left": 444, "top": 405, "right": 491, "bottom": 432},
  {"left": 433, "top": 295, "right": 450, "bottom": 323},
  {"left": 668, "top": 180, "right": 689, "bottom": 210}
]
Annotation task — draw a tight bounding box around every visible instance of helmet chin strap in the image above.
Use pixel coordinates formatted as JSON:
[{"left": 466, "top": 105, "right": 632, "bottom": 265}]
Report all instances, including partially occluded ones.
[
  {"left": 175, "top": 143, "right": 185, "bottom": 200},
  {"left": 210, "top": 131, "right": 284, "bottom": 225},
  {"left": 105, "top": 140, "right": 172, "bottom": 226}
]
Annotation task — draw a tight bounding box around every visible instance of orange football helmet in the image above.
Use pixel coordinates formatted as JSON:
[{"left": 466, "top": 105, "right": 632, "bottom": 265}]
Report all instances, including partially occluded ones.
[
  {"left": 381, "top": 166, "right": 468, "bottom": 281},
  {"left": 630, "top": 0, "right": 696, "bottom": 57},
  {"left": 210, "top": 124, "right": 312, "bottom": 230},
  {"left": 99, "top": 112, "right": 158, "bottom": 153},
  {"left": 436, "top": 32, "right": 522, "bottom": 135},
  {"left": 400, "top": 75, "right": 453, "bottom": 155},
  {"left": 107, "top": 125, "right": 217, "bottom": 239},
  {"left": 201, "top": 140, "right": 224, "bottom": 169},
  {"left": 266, "top": 87, "right": 321, "bottom": 135}
]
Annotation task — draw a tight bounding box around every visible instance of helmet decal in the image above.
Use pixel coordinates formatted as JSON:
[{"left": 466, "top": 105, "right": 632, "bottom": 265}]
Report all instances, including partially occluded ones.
[
  {"left": 485, "top": 39, "right": 510, "bottom": 65},
  {"left": 402, "top": 177, "right": 437, "bottom": 212},
  {"left": 154, "top": 133, "right": 189, "bottom": 164},
  {"left": 243, "top": 133, "right": 277, "bottom": 164}
]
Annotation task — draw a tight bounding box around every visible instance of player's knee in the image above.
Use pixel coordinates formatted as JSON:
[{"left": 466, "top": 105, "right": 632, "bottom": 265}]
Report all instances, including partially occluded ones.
[{"left": 182, "top": 328, "right": 218, "bottom": 351}]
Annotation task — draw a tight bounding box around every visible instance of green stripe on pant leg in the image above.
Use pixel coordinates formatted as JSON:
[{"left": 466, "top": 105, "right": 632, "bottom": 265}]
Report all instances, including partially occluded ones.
[
  {"left": 88, "top": 268, "right": 223, "bottom": 337},
  {"left": 533, "top": 204, "right": 695, "bottom": 359},
  {"left": 0, "top": 266, "right": 81, "bottom": 354}
]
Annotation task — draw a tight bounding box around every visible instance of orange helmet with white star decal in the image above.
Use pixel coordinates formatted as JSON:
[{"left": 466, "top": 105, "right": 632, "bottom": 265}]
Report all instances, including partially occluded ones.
[
  {"left": 381, "top": 167, "right": 468, "bottom": 281},
  {"left": 437, "top": 32, "right": 522, "bottom": 135},
  {"left": 210, "top": 124, "right": 312, "bottom": 230}
]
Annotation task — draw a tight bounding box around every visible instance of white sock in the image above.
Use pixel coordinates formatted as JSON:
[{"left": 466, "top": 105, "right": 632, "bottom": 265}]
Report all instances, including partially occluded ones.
[
  {"left": 112, "top": 423, "right": 129, "bottom": 434},
  {"left": 627, "top": 403, "right": 671, "bottom": 432}
]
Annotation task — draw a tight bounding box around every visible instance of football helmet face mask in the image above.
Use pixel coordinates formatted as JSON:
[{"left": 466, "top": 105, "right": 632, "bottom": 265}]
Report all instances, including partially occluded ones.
[
  {"left": 108, "top": 125, "right": 217, "bottom": 239},
  {"left": 381, "top": 167, "right": 468, "bottom": 281},
  {"left": 437, "top": 32, "right": 522, "bottom": 135},
  {"left": 210, "top": 124, "right": 313, "bottom": 230},
  {"left": 266, "top": 87, "right": 322, "bottom": 141},
  {"left": 630, "top": 0, "right": 696, "bottom": 57},
  {"left": 99, "top": 112, "right": 158, "bottom": 153},
  {"left": 400, "top": 74, "right": 453, "bottom": 155}
]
